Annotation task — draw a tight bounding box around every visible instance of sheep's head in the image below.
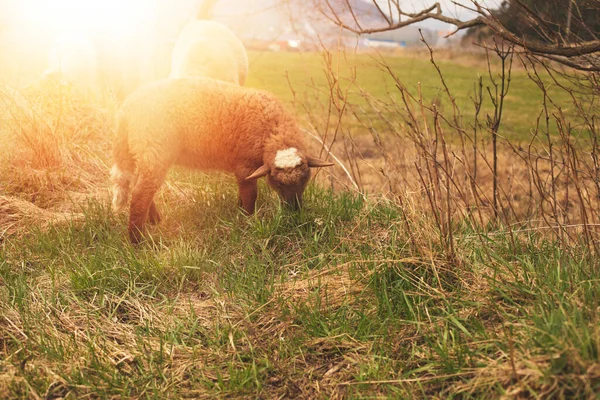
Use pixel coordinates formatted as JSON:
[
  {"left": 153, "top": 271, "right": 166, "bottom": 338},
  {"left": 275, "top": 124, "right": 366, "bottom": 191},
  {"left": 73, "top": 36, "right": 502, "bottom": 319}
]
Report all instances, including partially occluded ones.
[{"left": 246, "top": 147, "right": 333, "bottom": 209}]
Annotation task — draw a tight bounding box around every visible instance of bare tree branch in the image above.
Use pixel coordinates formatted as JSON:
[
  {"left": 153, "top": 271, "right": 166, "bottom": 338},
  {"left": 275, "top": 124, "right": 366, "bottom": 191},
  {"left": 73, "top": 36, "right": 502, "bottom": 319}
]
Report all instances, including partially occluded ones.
[
  {"left": 318, "top": 3, "right": 484, "bottom": 34},
  {"left": 314, "top": 0, "right": 600, "bottom": 71},
  {"left": 371, "top": 0, "right": 392, "bottom": 26},
  {"left": 342, "top": 0, "right": 363, "bottom": 31}
]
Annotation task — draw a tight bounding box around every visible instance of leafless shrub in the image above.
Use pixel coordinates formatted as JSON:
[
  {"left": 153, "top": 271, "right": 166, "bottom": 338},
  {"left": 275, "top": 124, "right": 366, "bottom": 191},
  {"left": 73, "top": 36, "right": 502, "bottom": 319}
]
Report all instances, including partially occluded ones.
[{"left": 300, "top": 32, "right": 599, "bottom": 256}]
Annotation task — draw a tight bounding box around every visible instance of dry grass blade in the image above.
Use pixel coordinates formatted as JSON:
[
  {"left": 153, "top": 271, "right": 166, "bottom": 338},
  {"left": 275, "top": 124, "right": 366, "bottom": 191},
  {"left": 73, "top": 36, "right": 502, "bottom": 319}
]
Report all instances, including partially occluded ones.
[{"left": 0, "top": 195, "right": 83, "bottom": 236}]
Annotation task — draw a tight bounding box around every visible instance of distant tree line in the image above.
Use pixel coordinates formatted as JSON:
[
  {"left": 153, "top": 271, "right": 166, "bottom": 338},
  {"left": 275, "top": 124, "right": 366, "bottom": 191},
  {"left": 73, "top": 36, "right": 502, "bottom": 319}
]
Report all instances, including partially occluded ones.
[
  {"left": 310, "top": 0, "right": 600, "bottom": 71},
  {"left": 468, "top": 0, "right": 600, "bottom": 44}
]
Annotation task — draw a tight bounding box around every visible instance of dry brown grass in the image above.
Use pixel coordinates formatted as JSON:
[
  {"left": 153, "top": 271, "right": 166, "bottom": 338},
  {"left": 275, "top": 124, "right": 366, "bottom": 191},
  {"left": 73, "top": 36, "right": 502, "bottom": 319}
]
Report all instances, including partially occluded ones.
[
  {"left": 320, "top": 133, "right": 599, "bottom": 226},
  {"left": 276, "top": 261, "right": 371, "bottom": 311},
  {"left": 0, "top": 195, "right": 83, "bottom": 236},
  {"left": 0, "top": 78, "right": 113, "bottom": 235}
]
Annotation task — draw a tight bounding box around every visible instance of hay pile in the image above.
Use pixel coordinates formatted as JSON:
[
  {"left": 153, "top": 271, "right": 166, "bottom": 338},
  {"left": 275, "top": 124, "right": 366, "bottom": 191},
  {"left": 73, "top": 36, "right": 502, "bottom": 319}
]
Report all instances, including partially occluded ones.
[{"left": 0, "top": 195, "right": 83, "bottom": 236}]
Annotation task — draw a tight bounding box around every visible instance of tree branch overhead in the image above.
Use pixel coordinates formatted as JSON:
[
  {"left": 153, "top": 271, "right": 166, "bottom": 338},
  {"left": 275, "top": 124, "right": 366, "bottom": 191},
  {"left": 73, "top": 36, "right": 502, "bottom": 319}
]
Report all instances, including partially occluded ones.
[{"left": 315, "top": 0, "right": 600, "bottom": 71}]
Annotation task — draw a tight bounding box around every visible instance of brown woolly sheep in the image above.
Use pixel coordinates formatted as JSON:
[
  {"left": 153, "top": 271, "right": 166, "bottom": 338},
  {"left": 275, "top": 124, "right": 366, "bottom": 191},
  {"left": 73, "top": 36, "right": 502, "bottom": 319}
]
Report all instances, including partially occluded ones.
[
  {"left": 111, "top": 77, "right": 333, "bottom": 243},
  {"left": 169, "top": 20, "right": 248, "bottom": 85}
]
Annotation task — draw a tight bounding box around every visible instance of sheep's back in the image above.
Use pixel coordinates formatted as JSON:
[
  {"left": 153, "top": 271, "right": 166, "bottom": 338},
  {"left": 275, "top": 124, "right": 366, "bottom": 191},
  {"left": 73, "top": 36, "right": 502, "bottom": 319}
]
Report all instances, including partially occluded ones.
[
  {"left": 172, "top": 39, "right": 241, "bottom": 84},
  {"left": 169, "top": 20, "right": 248, "bottom": 86},
  {"left": 120, "top": 78, "right": 273, "bottom": 172}
]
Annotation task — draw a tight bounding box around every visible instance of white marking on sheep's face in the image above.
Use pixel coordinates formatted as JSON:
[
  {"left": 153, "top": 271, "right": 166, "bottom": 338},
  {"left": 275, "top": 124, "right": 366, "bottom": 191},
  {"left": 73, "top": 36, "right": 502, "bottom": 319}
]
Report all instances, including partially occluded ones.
[{"left": 274, "top": 147, "right": 302, "bottom": 169}]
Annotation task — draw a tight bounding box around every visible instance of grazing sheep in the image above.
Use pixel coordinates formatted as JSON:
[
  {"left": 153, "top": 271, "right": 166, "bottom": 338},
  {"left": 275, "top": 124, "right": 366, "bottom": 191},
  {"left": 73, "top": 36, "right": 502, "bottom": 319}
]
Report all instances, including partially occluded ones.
[
  {"left": 43, "top": 33, "right": 98, "bottom": 88},
  {"left": 169, "top": 20, "right": 248, "bottom": 85},
  {"left": 111, "top": 77, "right": 333, "bottom": 243}
]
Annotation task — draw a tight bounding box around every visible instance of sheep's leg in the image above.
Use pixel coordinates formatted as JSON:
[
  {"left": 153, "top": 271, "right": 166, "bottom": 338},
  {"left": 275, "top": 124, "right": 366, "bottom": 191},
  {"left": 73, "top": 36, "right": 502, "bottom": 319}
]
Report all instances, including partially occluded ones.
[
  {"left": 236, "top": 178, "right": 258, "bottom": 214},
  {"left": 129, "top": 170, "right": 167, "bottom": 243},
  {"left": 147, "top": 200, "right": 161, "bottom": 225}
]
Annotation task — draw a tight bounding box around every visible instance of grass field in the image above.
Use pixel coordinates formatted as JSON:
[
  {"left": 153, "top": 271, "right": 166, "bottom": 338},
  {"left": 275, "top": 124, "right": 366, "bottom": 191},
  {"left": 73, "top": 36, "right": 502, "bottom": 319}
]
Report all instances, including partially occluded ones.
[
  {"left": 245, "top": 50, "right": 576, "bottom": 141},
  {"left": 0, "top": 50, "right": 599, "bottom": 398}
]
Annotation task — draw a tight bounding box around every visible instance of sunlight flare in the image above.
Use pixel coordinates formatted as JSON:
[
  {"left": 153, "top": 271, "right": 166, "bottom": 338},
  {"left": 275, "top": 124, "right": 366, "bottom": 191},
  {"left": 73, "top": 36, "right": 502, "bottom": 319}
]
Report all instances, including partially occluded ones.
[{"left": 12, "top": 0, "right": 156, "bottom": 40}]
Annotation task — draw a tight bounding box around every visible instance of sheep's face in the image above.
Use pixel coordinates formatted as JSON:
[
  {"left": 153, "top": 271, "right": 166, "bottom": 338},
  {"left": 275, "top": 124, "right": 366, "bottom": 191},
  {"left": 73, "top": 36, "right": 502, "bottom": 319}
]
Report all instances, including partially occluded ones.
[
  {"left": 246, "top": 147, "right": 334, "bottom": 210},
  {"left": 267, "top": 164, "right": 311, "bottom": 210}
]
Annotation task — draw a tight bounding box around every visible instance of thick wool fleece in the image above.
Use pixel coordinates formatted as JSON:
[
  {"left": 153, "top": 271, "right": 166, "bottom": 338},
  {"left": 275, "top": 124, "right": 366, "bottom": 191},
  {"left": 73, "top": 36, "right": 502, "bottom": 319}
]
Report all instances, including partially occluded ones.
[
  {"left": 169, "top": 20, "right": 248, "bottom": 85},
  {"left": 115, "top": 77, "right": 307, "bottom": 177},
  {"left": 112, "top": 77, "right": 310, "bottom": 242}
]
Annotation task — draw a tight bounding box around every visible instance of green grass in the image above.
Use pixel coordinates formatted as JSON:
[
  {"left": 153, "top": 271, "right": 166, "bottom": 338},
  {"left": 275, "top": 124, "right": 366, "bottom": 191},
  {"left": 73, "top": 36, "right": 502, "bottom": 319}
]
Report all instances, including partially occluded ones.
[
  {"left": 1, "top": 182, "right": 599, "bottom": 398},
  {"left": 246, "top": 51, "right": 577, "bottom": 142},
  {"left": 0, "top": 50, "right": 598, "bottom": 398}
]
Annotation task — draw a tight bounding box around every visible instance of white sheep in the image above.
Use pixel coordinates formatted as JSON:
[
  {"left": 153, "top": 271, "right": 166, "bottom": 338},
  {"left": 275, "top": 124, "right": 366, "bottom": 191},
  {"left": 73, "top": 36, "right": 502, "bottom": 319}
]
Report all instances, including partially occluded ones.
[
  {"left": 169, "top": 20, "right": 248, "bottom": 85},
  {"left": 111, "top": 77, "right": 332, "bottom": 243}
]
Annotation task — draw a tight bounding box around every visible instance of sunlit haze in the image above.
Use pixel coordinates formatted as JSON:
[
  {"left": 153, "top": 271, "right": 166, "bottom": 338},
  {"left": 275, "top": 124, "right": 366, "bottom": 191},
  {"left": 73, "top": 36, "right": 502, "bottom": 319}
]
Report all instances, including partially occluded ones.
[
  {"left": 8, "top": 0, "right": 155, "bottom": 39},
  {"left": 0, "top": 0, "right": 505, "bottom": 88}
]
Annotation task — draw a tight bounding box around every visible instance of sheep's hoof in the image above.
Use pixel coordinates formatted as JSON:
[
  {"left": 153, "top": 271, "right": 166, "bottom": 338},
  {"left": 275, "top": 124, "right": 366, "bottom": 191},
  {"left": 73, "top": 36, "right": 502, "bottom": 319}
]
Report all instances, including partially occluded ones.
[
  {"left": 128, "top": 227, "right": 145, "bottom": 244},
  {"left": 148, "top": 211, "right": 162, "bottom": 225},
  {"left": 148, "top": 203, "right": 161, "bottom": 225},
  {"left": 240, "top": 205, "right": 255, "bottom": 215}
]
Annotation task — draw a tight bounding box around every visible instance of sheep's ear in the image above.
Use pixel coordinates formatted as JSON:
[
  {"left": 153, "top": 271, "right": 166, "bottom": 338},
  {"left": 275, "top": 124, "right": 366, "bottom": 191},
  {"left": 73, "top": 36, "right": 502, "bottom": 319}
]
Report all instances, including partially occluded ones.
[
  {"left": 307, "top": 157, "right": 334, "bottom": 168},
  {"left": 246, "top": 165, "right": 270, "bottom": 180}
]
